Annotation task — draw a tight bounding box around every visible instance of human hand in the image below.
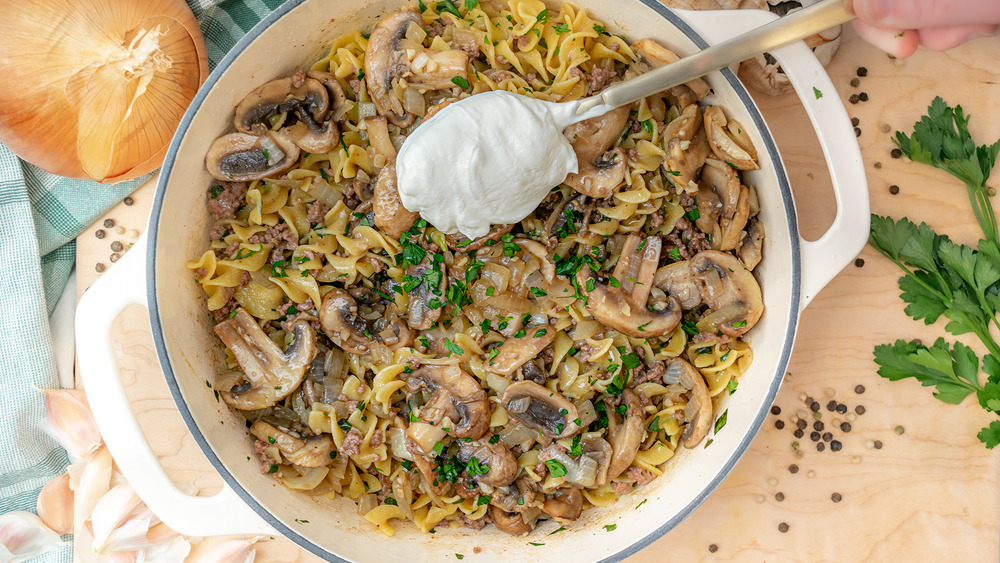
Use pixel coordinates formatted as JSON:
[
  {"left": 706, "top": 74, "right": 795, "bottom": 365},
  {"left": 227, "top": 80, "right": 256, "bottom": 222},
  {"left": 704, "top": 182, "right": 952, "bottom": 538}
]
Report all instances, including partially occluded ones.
[{"left": 846, "top": 0, "right": 1000, "bottom": 57}]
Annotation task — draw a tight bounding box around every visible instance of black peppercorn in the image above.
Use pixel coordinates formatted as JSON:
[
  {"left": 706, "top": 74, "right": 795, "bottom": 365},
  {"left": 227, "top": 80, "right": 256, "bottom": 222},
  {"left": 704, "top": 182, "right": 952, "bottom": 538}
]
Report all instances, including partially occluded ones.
[
  {"left": 836, "top": 404, "right": 848, "bottom": 414},
  {"left": 830, "top": 440, "right": 843, "bottom": 452},
  {"left": 826, "top": 400, "right": 837, "bottom": 411},
  {"left": 816, "top": 442, "right": 826, "bottom": 452},
  {"left": 95, "top": 263, "right": 105, "bottom": 273},
  {"left": 857, "top": 66, "right": 868, "bottom": 77},
  {"left": 775, "top": 420, "right": 785, "bottom": 430},
  {"left": 103, "top": 218, "right": 115, "bottom": 228},
  {"left": 889, "top": 185, "right": 900, "bottom": 195},
  {"left": 814, "top": 421, "right": 825, "bottom": 431},
  {"left": 123, "top": 196, "right": 134, "bottom": 206},
  {"left": 775, "top": 492, "right": 785, "bottom": 501},
  {"left": 849, "top": 94, "right": 860, "bottom": 104},
  {"left": 891, "top": 148, "right": 903, "bottom": 159},
  {"left": 855, "top": 127, "right": 862, "bottom": 137},
  {"left": 810, "top": 431, "right": 821, "bottom": 442},
  {"left": 832, "top": 492, "right": 842, "bottom": 503},
  {"left": 95, "top": 229, "right": 106, "bottom": 239},
  {"left": 851, "top": 116, "right": 860, "bottom": 126},
  {"left": 874, "top": 440, "right": 883, "bottom": 449},
  {"left": 810, "top": 401, "right": 820, "bottom": 412},
  {"left": 841, "top": 422, "right": 852, "bottom": 433},
  {"left": 855, "top": 258, "right": 865, "bottom": 267},
  {"left": 789, "top": 464, "right": 799, "bottom": 474},
  {"left": 797, "top": 419, "right": 807, "bottom": 430},
  {"left": 771, "top": 405, "right": 781, "bottom": 415},
  {"left": 709, "top": 545, "right": 718, "bottom": 554},
  {"left": 855, "top": 385, "right": 866, "bottom": 394},
  {"left": 859, "top": 92, "right": 869, "bottom": 102},
  {"left": 778, "top": 522, "right": 789, "bottom": 533},
  {"left": 822, "top": 432, "right": 833, "bottom": 442},
  {"left": 110, "top": 241, "right": 124, "bottom": 252},
  {"left": 794, "top": 429, "right": 804, "bottom": 439},
  {"left": 855, "top": 405, "right": 866, "bottom": 415}
]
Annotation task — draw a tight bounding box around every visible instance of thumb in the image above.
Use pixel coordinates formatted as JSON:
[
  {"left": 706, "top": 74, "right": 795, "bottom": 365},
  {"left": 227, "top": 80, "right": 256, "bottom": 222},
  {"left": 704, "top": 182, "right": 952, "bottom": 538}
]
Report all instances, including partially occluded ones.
[{"left": 850, "top": 0, "right": 1000, "bottom": 29}]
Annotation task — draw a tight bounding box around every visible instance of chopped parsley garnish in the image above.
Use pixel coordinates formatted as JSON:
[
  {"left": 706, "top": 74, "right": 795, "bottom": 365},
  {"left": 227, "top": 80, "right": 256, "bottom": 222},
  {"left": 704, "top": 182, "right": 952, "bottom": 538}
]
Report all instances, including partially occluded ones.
[
  {"left": 432, "top": 442, "right": 446, "bottom": 456},
  {"left": 570, "top": 435, "right": 582, "bottom": 456},
  {"left": 476, "top": 494, "right": 492, "bottom": 506},
  {"left": 648, "top": 416, "right": 660, "bottom": 432},
  {"left": 604, "top": 524, "right": 617, "bottom": 532},
  {"left": 534, "top": 328, "right": 547, "bottom": 338},
  {"left": 464, "top": 0, "right": 478, "bottom": 9},
  {"left": 606, "top": 372, "right": 626, "bottom": 395},
  {"left": 642, "top": 119, "right": 654, "bottom": 135},
  {"left": 384, "top": 497, "right": 398, "bottom": 506},
  {"left": 401, "top": 459, "right": 414, "bottom": 471},
  {"left": 554, "top": 23, "right": 570, "bottom": 34},
  {"left": 267, "top": 436, "right": 276, "bottom": 444},
  {"left": 480, "top": 319, "right": 491, "bottom": 334},
  {"left": 208, "top": 185, "right": 224, "bottom": 198},
  {"left": 681, "top": 320, "right": 699, "bottom": 336},
  {"left": 467, "top": 456, "right": 490, "bottom": 476},
  {"left": 683, "top": 208, "right": 701, "bottom": 221},
  {"left": 513, "top": 328, "right": 526, "bottom": 338},
  {"left": 451, "top": 76, "right": 470, "bottom": 89},
  {"left": 593, "top": 24, "right": 606, "bottom": 34},
  {"left": 548, "top": 526, "right": 567, "bottom": 535},
  {"left": 668, "top": 246, "right": 681, "bottom": 261},
  {"left": 489, "top": 434, "right": 501, "bottom": 444},
  {"left": 714, "top": 409, "right": 729, "bottom": 434},
  {"left": 444, "top": 338, "right": 464, "bottom": 356},
  {"left": 621, "top": 352, "right": 641, "bottom": 370},
  {"left": 529, "top": 286, "right": 547, "bottom": 297},
  {"left": 608, "top": 276, "right": 621, "bottom": 288},
  {"left": 732, "top": 320, "right": 748, "bottom": 328},
  {"left": 636, "top": 499, "right": 647, "bottom": 509},
  {"left": 439, "top": 0, "right": 461, "bottom": 17},
  {"left": 813, "top": 86, "right": 823, "bottom": 99},
  {"left": 544, "top": 459, "right": 567, "bottom": 477},
  {"left": 267, "top": 464, "right": 278, "bottom": 474},
  {"left": 337, "top": 419, "right": 352, "bottom": 432}
]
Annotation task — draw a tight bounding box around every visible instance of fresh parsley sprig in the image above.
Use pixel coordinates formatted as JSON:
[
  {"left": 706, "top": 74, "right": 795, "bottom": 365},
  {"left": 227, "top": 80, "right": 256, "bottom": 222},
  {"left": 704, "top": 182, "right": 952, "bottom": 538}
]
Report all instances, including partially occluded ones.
[{"left": 869, "top": 97, "right": 1000, "bottom": 449}]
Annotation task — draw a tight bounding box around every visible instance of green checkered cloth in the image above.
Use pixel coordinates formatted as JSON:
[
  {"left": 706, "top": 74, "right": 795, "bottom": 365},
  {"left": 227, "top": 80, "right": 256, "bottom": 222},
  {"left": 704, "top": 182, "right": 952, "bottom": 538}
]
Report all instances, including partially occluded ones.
[{"left": 0, "top": 0, "right": 283, "bottom": 557}]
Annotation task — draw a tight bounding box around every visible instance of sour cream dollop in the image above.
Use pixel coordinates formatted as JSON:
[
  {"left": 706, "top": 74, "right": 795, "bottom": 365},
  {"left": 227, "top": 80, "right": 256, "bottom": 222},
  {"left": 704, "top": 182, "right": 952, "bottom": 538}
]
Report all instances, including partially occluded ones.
[{"left": 396, "top": 90, "right": 609, "bottom": 239}]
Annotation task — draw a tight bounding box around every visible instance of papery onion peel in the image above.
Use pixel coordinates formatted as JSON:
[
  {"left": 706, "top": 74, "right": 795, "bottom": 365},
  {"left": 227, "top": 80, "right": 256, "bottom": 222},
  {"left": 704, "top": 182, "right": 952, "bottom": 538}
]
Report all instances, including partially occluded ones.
[{"left": 0, "top": 0, "right": 208, "bottom": 183}]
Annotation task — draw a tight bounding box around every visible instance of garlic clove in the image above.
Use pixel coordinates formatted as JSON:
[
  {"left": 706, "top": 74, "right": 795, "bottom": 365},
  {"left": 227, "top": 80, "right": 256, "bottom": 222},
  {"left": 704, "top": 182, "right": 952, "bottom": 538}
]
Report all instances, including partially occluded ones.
[
  {"left": 0, "top": 511, "right": 63, "bottom": 563},
  {"left": 42, "top": 389, "right": 103, "bottom": 460},
  {"left": 145, "top": 522, "right": 179, "bottom": 545},
  {"left": 192, "top": 538, "right": 259, "bottom": 563},
  {"left": 72, "top": 446, "right": 113, "bottom": 527},
  {"left": 141, "top": 535, "right": 192, "bottom": 563},
  {"left": 98, "top": 516, "right": 152, "bottom": 555},
  {"left": 90, "top": 483, "right": 144, "bottom": 555},
  {"left": 36, "top": 473, "right": 74, "bottom": 535}
]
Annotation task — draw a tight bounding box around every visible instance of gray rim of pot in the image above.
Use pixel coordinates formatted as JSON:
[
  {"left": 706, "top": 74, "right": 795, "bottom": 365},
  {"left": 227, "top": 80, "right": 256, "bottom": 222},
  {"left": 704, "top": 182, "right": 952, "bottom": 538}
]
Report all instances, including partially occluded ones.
[{"left": 148, "top": 1, "right": 801, "bottom": 561}]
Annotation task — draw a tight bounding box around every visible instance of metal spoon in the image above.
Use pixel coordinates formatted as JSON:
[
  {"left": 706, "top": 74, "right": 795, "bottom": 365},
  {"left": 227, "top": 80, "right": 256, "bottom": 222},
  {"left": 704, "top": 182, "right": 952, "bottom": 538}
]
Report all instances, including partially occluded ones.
[{"left": 573, "top": 0, "right": 854, "bottom": 118}]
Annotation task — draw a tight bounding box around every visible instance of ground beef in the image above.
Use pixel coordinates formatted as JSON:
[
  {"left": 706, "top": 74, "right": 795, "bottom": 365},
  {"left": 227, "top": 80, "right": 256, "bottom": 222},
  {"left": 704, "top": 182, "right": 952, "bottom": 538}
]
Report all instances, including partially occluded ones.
[
  {"left": 307, "top": 200, "right": 330, "bottom": 224},
  {"left": 457, "top": 512, "right": 488, "bottom": 531},
  {"left": 648, "top": 208, "right": 665, "bottom": 228},
  {"left": 206, "top": 181, "right": 248, "bottom": 221},
  {"left": 370, "top": 429, "right": 384, "bottom": 448},
  {"left": 240, "top": 270, "right": 252, "bottom": 287},
  {"left": 211, "top": 288, "right": 237, "bottom": 322},
  {"left": 632, "top": 360, "right": 666, "bottom": 386},
  {"left": 249, "top": 222, "right": 298, "bottom": 262},
  {"left": 588, "top": 65, "right": 618, "bottom": 95},
  {"left": 209, "top": 224, "right": 228, "bottom": 240},
  {"left": 525, "top": 72, "right": 537, "bottom": 84},
  {"left": 626, "top": 466, "right": 657, "bottom": 486},
  {"left": 610, "top": 480, "right": 632, "bottom": 495},
  {"left": 570, "top": 67, "right": 585, "bottom": 79},
  {"left": 664, "top": 217, "right": 710, "bottom": 260},
  {"left": 691, "top": 331, "right": 733, "bottom": 346},
  {"left": 253, "top": 439, "right": 275, "bottom": 474},
  {"left": 340, "top": 429, "right": 363, "bottom": 457},
  {"left": 454, "top": 33, "right": 479, "bottom": 58},
  {"left": 426, "top": 21, "right": 444, "bottom": 38},
  {"left": 222, "top": 241, "right": 241, "bottom": 259}
]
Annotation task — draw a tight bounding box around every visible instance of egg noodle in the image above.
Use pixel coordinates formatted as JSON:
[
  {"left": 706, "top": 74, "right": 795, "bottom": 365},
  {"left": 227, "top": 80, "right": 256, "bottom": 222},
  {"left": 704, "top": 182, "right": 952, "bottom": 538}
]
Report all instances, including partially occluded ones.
[{"left": 188, "top": 0, "right": 763, "bottom": 536}]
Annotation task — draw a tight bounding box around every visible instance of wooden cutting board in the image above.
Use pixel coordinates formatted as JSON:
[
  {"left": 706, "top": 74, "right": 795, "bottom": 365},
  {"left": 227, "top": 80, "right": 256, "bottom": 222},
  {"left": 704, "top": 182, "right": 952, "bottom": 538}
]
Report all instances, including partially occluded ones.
[{"left": 75, "top": 24, "right": 1000, "bottom": 563}]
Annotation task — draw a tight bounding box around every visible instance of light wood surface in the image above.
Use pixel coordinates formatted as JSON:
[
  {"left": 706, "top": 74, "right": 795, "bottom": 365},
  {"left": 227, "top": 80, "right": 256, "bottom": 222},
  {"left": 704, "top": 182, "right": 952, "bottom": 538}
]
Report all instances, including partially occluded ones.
[{"left": 75, "top": 24, "right": 1000, "bottom": 563}]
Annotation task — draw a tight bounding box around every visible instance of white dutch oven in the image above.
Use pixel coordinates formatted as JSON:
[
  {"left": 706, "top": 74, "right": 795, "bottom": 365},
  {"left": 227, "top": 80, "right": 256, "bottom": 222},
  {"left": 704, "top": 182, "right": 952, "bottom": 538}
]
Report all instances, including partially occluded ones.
[{"left": 77, "top": 1, "right": 869, "bottom": 561}]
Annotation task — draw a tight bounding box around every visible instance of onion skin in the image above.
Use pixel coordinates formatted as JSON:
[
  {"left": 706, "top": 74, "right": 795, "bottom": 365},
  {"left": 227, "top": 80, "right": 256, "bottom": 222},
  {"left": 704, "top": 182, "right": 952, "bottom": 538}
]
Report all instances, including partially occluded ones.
[{"left": 0, "top": 0, "right": 208, "bottom": 183}]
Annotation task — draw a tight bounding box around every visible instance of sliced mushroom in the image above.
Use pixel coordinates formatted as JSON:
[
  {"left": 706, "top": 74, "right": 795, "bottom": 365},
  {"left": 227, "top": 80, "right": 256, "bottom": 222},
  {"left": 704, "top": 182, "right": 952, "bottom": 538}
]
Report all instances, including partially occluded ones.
[
  {"left": 577, "top": 234, "right": 681, "bottom": 338},
  {"left": 407, "top": 440, "right": 451, "bottom": 496},
  {"left": 484, "top": 328, "right": 556, "bottom": 377},
  {"left": 214, "top": 308, "right": 317, "bottom": 410},
  {"left": 364, "top": 10, "right": 469, "bottom": 127},
  {"left": 582, "top": 437, "right": 614, "bottom": 487},
  {"left": 739, "top": 218, "right": 764, "bottom": 271},
  {"left": 405, "top": 257, "right": 445, "bottom": 330},
  {"left": 373, "top": 308, "right": 414, "bottom": 351},
  {"left": 306, "top": 70, "right": 349, "bottom": 122},
  {"left": 704, "top": 106, "right": 758, "bottom": 170},
  {"left": 562, "top": 106, "right": 630, "bottom": 198},
  {"left": 664, "top": 358, "right": 713, "bottom": 448},
  {"left": 542, "top": 487, "right": 583, "bottom": 522},
  {"left": 501, "top": 381, "right": 581, "bottom": 441},
  {"left": 446, "top": 223, "right": 514, "bottom": 252},
  {"left": 205, "top": 132, "right": 300, "bottom": 182},
  {"left": 700, "top": 159, "right": 751, "bottom": 251},
  {"left": 457, "top": 435, "right": 517, "bottom": 488},
  {"left": 653, "top": 261, "right": 702, "bottom": 309},
  {"left": 408, "top": 365, "right": 489, "bottom": 440},
  {"left": 605, "top": 389, "right": 645, "bottom": 479},
  {"left": 250, "top": 421, "right": 335, "bottom": 468},
  {"left": 539, "top": 437, "right": 611, "bottom": 488},
  {"left": 489, "top": 505, "right": 534, "bottom": 536},
  {"left": 689, "top": 250, "right": 764, "bottom": 336},
  {"left": 232, "top": 74, "right": 338, "bottom": 154},
  {"left": 373, "top": 160, "right": 419, "bottom": 238},
  {"left": 319, "top": 288, "right": 374, "bottom": 355},
  {"left": 633, "top": 38, "right": 710, "bottom": 101},
  {"left": 517, "top": 239, "right": 555, "bottom": 283}
]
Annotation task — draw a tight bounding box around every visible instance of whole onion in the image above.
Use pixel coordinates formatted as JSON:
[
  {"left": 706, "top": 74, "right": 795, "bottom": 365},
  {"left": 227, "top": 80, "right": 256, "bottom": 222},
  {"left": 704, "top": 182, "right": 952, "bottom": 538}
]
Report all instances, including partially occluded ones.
[{"left": 0, "top": 0, "right": 208, "bottom": 183}]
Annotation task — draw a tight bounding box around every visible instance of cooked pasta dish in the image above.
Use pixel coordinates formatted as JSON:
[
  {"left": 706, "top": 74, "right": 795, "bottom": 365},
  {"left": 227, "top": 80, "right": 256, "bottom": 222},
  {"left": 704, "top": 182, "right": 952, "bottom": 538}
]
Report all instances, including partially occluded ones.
[{"left": 188, "top": 0, "right": 764, "bottom": 537}]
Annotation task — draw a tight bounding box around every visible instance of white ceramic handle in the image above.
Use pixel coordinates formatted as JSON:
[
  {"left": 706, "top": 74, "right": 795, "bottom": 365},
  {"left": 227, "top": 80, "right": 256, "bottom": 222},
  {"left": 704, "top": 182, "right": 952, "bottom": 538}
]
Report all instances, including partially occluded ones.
[
  {"left": 676, "top": 8, "right": 870, "bottom": 308},
  {"left": 76, "top": 233, "right": 275, "bottom": 537}
]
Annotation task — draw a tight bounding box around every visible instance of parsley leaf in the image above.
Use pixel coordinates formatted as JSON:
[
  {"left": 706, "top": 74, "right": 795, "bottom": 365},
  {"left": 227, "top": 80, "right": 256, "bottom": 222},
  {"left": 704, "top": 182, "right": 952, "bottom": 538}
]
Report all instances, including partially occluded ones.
[{"left": 874, "top": 338, "right": 982, "bottom": 404}]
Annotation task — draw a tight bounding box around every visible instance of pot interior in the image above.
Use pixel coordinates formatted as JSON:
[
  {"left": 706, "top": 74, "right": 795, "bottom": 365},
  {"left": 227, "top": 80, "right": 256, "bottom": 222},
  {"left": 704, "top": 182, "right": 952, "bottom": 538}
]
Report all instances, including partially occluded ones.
[{"left": 149, "top": 1, "right": 800, "bottom": 561}]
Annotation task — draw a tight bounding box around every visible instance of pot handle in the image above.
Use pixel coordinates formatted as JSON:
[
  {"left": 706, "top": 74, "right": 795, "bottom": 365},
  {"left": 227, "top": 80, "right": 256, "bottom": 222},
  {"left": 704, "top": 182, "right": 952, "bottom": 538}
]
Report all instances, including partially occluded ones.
[
  {"left": 76, "top": 233, "right": 276, "bottom": 537},
  {"left": 675, "top": 8, "right": 870, "bottom": 309}
]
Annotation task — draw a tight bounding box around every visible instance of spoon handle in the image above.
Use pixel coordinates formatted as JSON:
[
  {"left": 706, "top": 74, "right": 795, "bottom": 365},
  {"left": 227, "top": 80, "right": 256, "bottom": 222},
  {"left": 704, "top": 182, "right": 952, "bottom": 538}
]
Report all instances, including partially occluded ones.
[{"left": 575, "top": 0, "right": 854, "bottom": 116}]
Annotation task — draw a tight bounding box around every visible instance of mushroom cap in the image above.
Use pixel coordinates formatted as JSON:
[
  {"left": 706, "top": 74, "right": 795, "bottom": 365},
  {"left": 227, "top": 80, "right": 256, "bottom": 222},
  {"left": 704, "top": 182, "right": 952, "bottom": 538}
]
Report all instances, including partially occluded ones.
[
  {"left": 489, "top": 505, "right": 534, "bottom": 536},
  {"left": 704, "top": 106, "right": 759, "bottom": 171},
  {"left": 404, "top": 257, "right": 445, "bottom": 331},
  {"left": 501, "top": 381, "right": 582, "bottom": 441},
  {"left": 653, "top": 260, "right": 702, "bottom": 310},
  {"left": 542, "top": 487, "right": 583, "bottom": 522},
  {"left": 484, "top": 327, "right": 556, "bottom": 377},
  {"left": 408, "top": 365, "right": 490, "bottom": 440},
  {"left": 205, "top": 131, "right": 300, "bottom": 182},
  {"left": 373, "top": 160, "right": 419, "bottom": 238},
  {"left": 457, "top": 435, "right": 518, "bottom": 488},
  {"left": 318, "top": 288, "right": 373, "bottom": 355},
  {"left": 699, "top": 158, "right": 751, "bottom": 251},
  {"left": 306, "top": 70, "right": 349, "bottom": 122},
  {"left": 664, "top": 358, "right": 713, "bottom": 448},
  {"left": 578, "top": 234, "right": 682, "bottom": 338},
  {"left": 605, "top": 389, "right": 645, "bottom": 479},
  {"left": 689, "top": 250, "right": 764, "bottom": 337},
  {"left": 233, "top": 75, "right": 329, "bottom": 135},
  {"left": 562, "top": 107, "right": 630, "bottom": 198},
  {"left": 364, "top": 10, "right": 422, "bottom": 127},
  {"left": 214, "top": 308, "right": 317, "bottom": 410},
  {"left": 739, "top": 218, "right": 764, "bottom": 271}
]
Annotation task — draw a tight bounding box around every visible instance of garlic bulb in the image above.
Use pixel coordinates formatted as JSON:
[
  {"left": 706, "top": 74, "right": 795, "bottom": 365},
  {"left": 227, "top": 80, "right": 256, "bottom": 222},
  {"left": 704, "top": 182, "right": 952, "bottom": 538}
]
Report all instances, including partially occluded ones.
[{"left": 0, "top": 0, "right": 208, "bottom": 182}]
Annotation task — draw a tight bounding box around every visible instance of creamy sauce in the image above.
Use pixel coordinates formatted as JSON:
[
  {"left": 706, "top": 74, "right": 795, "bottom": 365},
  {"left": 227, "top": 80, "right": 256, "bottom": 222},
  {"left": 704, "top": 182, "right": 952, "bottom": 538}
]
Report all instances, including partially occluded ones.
[{"left": 396, "top": 90, "right": 613, "bottom": 239}]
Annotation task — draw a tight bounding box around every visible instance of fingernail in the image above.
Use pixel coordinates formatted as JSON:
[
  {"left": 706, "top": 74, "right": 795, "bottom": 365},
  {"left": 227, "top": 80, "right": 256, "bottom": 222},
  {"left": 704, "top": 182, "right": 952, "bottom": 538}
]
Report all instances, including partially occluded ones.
[{"left": 858, "top": 0, "right": 891, "bottom": 22}]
